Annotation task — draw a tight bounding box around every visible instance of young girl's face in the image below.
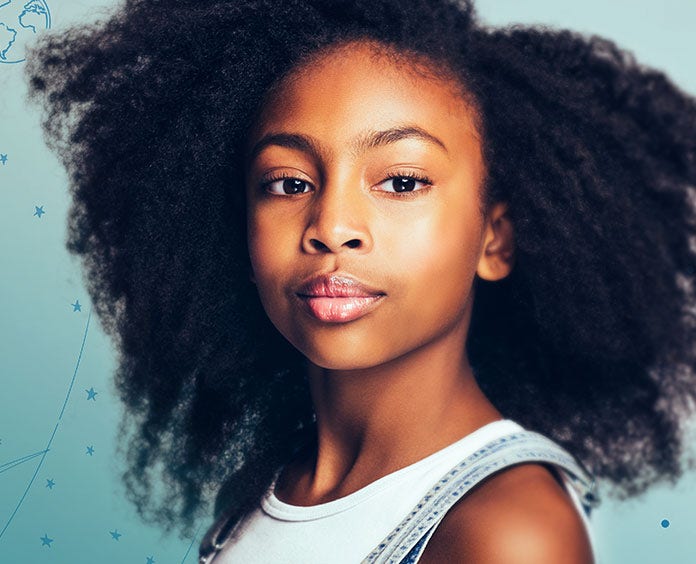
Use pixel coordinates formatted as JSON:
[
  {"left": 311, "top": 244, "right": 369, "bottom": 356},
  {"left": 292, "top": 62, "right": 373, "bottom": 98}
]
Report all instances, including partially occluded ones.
[{"left": 245, "top": 41, "right": 502, "bottom": 370}]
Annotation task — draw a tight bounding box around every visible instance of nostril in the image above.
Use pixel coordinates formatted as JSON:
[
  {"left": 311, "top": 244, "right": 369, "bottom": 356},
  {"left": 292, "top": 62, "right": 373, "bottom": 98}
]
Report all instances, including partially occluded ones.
[
  {"left": 308, "top": 238, "right": 362, "bottom": 251},
  {"left": 310, "top": 239, "right": 331, "bottom": 252}
]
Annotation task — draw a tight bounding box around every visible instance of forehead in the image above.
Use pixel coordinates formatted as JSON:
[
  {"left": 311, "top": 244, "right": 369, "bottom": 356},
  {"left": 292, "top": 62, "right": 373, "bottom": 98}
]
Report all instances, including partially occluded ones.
[{"left": 247, "top": 41, "right": 481, "bottom": 157}]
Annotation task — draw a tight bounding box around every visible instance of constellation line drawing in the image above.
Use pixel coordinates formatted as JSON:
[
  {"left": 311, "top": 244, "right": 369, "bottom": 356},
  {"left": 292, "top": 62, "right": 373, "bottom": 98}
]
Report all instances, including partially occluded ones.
[
  {"left": 0, "top": 308, "right": 92, "bottom": 540},
  {"left": 0, "top": 449, "right": 50, "bottom": 475},
  {"left": 180, "top": 522, "right": 203, "bottom": 564}
]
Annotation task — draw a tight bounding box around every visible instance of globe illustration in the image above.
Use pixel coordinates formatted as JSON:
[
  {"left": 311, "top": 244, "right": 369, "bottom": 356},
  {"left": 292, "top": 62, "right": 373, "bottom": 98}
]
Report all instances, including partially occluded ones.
[{"left": 0, "top": 0, "right": 51, "bottom": 64}]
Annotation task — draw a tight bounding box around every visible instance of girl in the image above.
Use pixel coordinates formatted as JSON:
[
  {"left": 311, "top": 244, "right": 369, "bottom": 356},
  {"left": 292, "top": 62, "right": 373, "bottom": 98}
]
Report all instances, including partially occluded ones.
[{"left": 25, "top": 0, "right": 696, "bottom": 562}]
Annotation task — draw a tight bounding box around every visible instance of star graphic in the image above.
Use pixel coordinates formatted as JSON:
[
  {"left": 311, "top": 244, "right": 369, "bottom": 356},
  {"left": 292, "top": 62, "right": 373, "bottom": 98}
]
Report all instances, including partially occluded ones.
[
  {"left": 72, "top": 300, "right": 81, "bottom": 312},
  {"left": 110, "top": 529, "right": 122, "bottom": 541},
  {"left": 0, "top": 154, "right": 7, "bottom": 165},
  {"left": 86, "top": 387, "right": 98, "bottom": 400},
  {"left": 40, "top": 534, "right": 53, "bottom": 547},
  {"left": 86, "top": 445, "right": 95, "bottom": 456},
  {"left": 46, "top": 478, "right": 55, "bottom": 489},
  {"left": 146, "top": 557, "right": 155, "bottom": 564},
  {"left": 34, "top": 206, "right": 45, "bottom": 218}
]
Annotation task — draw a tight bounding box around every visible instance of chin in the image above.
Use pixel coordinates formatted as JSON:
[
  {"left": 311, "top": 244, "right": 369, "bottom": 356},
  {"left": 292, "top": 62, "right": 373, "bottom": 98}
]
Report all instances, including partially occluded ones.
[
  {"left": 296, "top": 343, "right": 386, "bottom": 372},
  {"left": 303, "top": 351, "right": 370, "bottom": 371},
  {"left": 295, "top": 336, "right": 407, "bottom": 372}
]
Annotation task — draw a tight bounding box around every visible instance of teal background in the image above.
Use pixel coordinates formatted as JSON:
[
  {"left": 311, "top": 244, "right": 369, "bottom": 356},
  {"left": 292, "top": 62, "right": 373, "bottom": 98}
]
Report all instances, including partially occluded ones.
[{"left": 1, "top": 1, "right": 695, "bottom": 562}]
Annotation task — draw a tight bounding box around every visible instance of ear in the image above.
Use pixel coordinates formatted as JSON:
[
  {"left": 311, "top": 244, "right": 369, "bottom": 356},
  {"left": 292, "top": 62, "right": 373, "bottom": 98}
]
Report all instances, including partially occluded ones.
[{"left": 476, "top": 201, "right": 515, "bottom": 281}]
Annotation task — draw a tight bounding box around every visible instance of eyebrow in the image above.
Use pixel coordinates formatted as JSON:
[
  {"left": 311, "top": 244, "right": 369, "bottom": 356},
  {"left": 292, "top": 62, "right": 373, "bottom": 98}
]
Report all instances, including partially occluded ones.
[{"left": 246, "top": 125, "right": 448, "bottom": 163}]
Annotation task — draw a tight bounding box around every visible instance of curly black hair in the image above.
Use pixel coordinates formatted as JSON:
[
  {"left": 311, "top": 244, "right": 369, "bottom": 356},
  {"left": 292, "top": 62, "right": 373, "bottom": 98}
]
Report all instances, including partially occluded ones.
[{"left": 24, "top": 0, "right": 696, "bottom": 540}]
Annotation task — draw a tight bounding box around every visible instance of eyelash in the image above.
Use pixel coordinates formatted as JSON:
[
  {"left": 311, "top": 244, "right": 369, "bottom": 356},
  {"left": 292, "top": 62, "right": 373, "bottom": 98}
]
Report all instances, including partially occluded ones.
[
  {"left": 259, "top": 170, "right": 434, "bottom": 198},
  {"left": 382, "top": 171, "right": 433, "bottom": 198},
  {"left": 259, "top": 172, "right": 306, "bottom": 194}
]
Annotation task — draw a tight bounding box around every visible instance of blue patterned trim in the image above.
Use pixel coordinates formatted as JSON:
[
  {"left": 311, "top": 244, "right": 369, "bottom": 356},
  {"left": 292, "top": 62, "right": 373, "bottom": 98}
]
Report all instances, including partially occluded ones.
[{"left": 361, "top": 430, "right": 599, "bottom": 564}]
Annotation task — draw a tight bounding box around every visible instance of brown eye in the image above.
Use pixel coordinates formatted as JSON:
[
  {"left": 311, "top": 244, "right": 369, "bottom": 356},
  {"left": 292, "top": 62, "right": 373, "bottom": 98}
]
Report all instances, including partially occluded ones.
[
  {"left": 376, "top": 173, "right": 432, "bottom": 195},
  {"left": 265, "top": 177, "right": 311, "bottom": 195},
  {"left": 391, "top": 177, "right": 417, "bottom": 192}
]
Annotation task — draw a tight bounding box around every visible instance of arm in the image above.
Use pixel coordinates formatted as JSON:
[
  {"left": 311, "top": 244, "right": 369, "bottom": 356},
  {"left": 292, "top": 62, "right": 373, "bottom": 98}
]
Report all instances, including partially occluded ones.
[{"left": 418, "top": 464, "right": 594, "bottom": 564}]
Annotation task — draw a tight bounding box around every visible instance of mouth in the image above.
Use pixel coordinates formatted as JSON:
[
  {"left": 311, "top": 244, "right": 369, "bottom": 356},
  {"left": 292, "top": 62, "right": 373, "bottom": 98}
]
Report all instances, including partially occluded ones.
[
  {"left": 295, "top": 294, "right": 385, "bottom": 323},
  {"left": 294, "top": 273, "right": 386, "bottom": 323}
]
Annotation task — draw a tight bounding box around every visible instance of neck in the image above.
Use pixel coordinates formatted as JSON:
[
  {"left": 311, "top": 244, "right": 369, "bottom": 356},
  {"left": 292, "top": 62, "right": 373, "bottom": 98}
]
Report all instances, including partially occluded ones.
[{"left": 282, "top": 322, "right": 503, "bottom": 505}]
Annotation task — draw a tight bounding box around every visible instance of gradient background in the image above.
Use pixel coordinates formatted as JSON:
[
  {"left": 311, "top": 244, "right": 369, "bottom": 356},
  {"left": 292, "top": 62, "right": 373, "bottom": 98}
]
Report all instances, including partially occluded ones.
[{"left": 1, "top": 1, "right": 695, "bottom": 562}]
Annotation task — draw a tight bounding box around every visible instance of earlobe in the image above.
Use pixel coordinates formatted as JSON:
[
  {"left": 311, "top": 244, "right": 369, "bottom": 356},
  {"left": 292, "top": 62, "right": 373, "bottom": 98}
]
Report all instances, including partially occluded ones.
[{"left": 476, "top": 202, "right": 515, "bottom": 281}]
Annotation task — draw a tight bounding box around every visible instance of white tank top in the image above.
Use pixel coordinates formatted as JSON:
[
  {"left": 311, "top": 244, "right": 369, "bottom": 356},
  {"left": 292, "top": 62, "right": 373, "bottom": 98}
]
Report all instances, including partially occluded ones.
[{"left": 208, "top": 419, "right": 597, "bottom": 563}]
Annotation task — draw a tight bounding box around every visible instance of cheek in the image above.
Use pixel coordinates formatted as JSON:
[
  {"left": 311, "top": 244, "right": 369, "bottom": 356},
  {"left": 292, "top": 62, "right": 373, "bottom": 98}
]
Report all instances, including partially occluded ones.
[
  {"left": 388, "top": 207, "right": 482, "bottom": 334},
  {"left": 248, "top": 211, "right": 285, "bottom": 272},
  {"left": 246, "top": 212, "right": 290, "bottom": 311},
  {"left": 389, "top": 205, "right": 482, "bottom": 288}
]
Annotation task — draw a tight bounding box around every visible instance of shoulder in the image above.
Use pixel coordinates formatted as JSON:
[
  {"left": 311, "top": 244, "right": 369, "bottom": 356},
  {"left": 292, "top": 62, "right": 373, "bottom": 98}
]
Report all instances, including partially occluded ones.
[{"left": 417, "top": 463, "right": 594, "bottom": 564}]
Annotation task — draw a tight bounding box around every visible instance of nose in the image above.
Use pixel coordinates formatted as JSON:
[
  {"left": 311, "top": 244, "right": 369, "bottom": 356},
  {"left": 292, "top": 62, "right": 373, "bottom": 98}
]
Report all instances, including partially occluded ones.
[{"left": 301, "top": 181, "right": 373, "bottom": 254}]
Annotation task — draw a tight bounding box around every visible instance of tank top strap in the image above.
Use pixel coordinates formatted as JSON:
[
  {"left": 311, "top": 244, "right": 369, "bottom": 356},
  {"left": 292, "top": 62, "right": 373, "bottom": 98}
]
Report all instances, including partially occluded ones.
[
  {"left": 199, "top": 503, "right": 242, "bottom": 564},
  {"left": 360, "top": 429, "right": 600, "bottom": 564}
]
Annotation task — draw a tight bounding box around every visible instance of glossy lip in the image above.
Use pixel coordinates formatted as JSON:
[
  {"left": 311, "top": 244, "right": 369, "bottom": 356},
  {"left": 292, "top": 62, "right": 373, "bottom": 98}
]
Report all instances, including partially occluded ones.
[
  {"left": 296, "top": 273, "right": 385, "bottom": 298},
  {"left": 294, "top": 273, "right": 386, "bottom": 323}
]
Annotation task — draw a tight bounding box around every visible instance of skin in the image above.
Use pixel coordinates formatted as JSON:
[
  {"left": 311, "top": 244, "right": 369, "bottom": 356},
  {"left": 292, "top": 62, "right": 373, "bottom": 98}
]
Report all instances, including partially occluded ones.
[{"left": 244, "top": 40, "right": 592, "bottom": 562}]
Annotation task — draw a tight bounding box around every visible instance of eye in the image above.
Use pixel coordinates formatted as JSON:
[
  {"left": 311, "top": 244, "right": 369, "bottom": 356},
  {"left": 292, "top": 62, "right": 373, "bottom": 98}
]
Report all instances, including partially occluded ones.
[
  {"left": 376, "top": 172, "right": 433, "bottom": 195},
  {"left": 262, "top": 175, "right": 313, "bottom": 195}
]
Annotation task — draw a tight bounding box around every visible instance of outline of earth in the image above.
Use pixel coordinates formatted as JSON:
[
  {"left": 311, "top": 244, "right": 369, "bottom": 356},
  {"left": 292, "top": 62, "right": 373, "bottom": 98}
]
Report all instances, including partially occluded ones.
[{"left": 0, "top": 0, "right": 51, "bottom": 64}]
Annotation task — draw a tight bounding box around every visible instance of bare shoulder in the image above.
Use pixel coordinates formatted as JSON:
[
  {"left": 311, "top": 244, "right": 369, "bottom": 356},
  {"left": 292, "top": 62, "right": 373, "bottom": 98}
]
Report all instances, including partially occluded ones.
[{"left": 417, "top": 463, "right": 594, "bottom": 564}]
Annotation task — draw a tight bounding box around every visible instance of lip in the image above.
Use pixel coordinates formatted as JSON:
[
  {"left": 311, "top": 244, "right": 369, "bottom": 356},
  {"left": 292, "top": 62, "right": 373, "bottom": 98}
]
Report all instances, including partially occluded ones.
[
  {"left": 296, "top": 273, "right": 385, "bottom": 298},
  {"left": 295, "top": 273, "right": 386, "bottom": 323}
]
